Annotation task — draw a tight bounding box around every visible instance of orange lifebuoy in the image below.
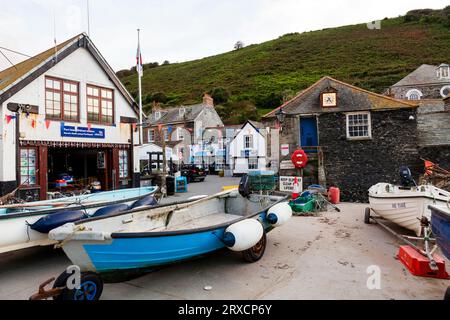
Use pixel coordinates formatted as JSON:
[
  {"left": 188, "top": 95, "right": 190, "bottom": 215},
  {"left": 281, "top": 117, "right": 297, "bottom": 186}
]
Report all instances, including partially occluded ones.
[{"left": 291, "top": 149, "right": 308, "bottom": 169}]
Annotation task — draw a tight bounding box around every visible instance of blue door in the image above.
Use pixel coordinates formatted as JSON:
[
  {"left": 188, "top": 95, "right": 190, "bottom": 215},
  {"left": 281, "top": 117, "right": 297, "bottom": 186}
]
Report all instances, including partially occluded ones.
[{"left": 300, "top": 118, "right": 318, "bottom": 148}]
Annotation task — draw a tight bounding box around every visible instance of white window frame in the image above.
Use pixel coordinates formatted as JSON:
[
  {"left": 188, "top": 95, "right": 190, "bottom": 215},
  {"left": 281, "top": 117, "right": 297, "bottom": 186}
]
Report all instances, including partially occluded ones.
[
  {"left": 163, "top": 129, "right": 169, "bottom": 141},
  {"left": 440, "top": 85, "right": 450, "bottom": 98},
  {"left": 248, "top": 157, "right": 258, "bottom": 170},
  {"left": 244, "top": 135, "right": 253, "bottom": 149},
  {"left": 346, "top": 112, "right": 372, "bottom": 140},
  {"left": 148, "top": 129, "right": 155, "bottom": 143},
  {"left": 177, "top": 127, "right": 185, "bottom": 141},
  {"left": 405, "top": 89, "right": 423, "bottom": 101},
  {"left": 438, "top": 65, "right": 450, "bottom": 79},
  {"left": 154, "top": 111, "right": 161, "bottom": 120}
]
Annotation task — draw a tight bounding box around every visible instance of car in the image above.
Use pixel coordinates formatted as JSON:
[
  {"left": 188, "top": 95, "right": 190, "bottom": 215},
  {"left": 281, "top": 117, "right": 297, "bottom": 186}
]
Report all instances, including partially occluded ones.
[{"left": 180, "top": 165, "right": 206, "bottom": 183}]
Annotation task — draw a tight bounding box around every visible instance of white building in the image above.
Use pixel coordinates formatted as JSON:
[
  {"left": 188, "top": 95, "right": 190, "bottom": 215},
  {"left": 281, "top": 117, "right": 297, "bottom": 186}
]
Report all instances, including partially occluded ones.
[
  {"left": 229, "top": 121, "right": 268, "bottom": 175},
  {"left": 0, "top": 34, "right": 142, "bottom": 200}
]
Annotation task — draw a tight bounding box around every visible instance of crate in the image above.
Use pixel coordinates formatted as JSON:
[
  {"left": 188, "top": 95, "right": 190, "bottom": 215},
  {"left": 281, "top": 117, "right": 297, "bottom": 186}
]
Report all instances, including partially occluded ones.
[
  {"left": 248, "top": 173, "right": 277, "bottom": 192},
  {"left": 289, "top": 196, "right": 315, "bottom": 213},
  {"left": 175, "top": 177, "right": 188, "bottom": 193}
]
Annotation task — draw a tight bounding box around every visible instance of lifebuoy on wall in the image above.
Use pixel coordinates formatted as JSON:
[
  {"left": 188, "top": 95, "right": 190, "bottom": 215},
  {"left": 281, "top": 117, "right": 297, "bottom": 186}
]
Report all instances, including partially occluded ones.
[{"left": 291, "top": 149, "right": 308, "bottom": 169}]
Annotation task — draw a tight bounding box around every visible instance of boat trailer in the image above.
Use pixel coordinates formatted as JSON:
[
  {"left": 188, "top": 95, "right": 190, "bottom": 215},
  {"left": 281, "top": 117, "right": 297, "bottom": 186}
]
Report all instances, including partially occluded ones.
[{"left": 365, "top": 207, "right": 450, "bottom": 280}]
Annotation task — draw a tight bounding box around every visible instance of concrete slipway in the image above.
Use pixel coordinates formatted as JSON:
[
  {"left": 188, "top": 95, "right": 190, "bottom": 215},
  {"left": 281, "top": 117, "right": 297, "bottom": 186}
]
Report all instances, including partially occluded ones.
[{"left": 0, "top": 177, "right": 448, "bottom": 300}]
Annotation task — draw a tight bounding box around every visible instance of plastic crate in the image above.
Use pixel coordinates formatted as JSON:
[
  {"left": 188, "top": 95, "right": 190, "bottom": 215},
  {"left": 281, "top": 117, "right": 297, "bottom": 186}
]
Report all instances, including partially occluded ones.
[{"left": 289, "top": 196, "right": 315, "bottom": 213}]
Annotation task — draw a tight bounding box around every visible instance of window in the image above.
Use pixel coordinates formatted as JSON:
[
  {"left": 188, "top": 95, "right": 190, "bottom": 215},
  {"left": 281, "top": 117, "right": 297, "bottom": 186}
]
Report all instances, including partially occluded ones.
[
  {"left": 440, "top": 85, "right": 450, "bottom": 98},
  {"left": 45, "top": 77, "right": 79, "bottom": 121},
  {"left": 406, "top": 89, "right": 423, "bottom": 100},
  {"left": 154, "top": 111, "right": 161, "bottom": 120},
  {"left": 20, "top": 148, "right": 38, "bottom": 185},
  {"left": 177, "top": 128, "right": 185, "bottom": 141},
  {"left": 163, "top": 129, "right": 169, "bottom": 141},
  {"left": 119, "top": 150, "right": 129, "bottom": 179},
  {"left": 346, "top": 112, "right": 371, "bottom": 139},
  {"left": 179, "top": 108, "right": 186, "bottom": 117},
  {"left": 216, "top": 157, "right": 225, "bottom": 170},
  {"left": 87, "top": 85, "right": 114, "bottom": 124},
  {"left": 148, "top": 129, "right": 155, "bottom": 142},
  {"left": 438, "top": 64, "right": 450, "bottom": 79},
  {"left": 248, "top": 158, "right": 258, "bottom": 170},
  {"left": 244, "top": 135, "right": 253, "bottom": 149}
]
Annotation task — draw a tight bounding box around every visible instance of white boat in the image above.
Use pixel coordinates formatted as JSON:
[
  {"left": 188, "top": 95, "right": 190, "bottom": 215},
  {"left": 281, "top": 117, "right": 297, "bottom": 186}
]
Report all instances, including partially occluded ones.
[
  {"left": 369, "top": 183, "right": 450, "bottom": 236},
  {"left": 0, "top": 187, "right": 158, "bottom": 254}
]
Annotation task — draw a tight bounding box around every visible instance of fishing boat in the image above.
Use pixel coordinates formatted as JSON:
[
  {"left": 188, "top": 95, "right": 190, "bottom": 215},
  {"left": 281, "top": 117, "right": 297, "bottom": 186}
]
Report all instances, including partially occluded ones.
[
  {"left": 0, "top": 186, "right": 158, "bottom": 254},
  {"left": 42, "top": 190, "right": 291, "bottom": 300},
  {"left": 368, "top": 167, "right": 450, "bottom": 236}
]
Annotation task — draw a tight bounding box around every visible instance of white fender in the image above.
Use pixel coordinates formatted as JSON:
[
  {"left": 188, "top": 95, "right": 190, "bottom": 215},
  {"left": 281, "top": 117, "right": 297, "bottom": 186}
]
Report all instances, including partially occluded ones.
[
  {"left": 223, "top": 219, "right": 264, "bottom": 252},
  {"left": 267, "top": 202, "right": 292, "bottom": 227}
]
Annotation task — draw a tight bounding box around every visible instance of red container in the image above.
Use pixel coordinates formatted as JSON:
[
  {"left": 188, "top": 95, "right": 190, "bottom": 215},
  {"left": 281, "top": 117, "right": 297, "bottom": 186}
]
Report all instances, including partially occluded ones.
[{"left": 328, "top": 187, "right": 340, "bottom": 205}]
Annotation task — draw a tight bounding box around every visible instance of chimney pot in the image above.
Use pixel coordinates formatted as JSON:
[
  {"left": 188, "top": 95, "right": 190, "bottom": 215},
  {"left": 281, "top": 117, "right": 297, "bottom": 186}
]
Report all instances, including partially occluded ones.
[{"left": 203, "top": 93, "right": 214, "bottom": 107}]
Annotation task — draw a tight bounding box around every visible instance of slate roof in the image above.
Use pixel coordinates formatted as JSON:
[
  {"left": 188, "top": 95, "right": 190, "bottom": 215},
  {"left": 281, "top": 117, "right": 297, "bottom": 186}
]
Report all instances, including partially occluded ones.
[
  {"left": 391, "top": 64, "right": 450, "bottom": 87},
  {"left": 147, "top": 103, "right": 210, "bottom": 126},
  {"left": 0, "top": 33, "right": 139, "bottom": 116},
  {"left": 264, "top": 76, "right": 417, "bottom": 118}
]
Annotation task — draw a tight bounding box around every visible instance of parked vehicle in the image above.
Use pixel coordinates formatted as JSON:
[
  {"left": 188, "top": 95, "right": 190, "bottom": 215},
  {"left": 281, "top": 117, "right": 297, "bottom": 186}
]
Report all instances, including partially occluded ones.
[
  {"left": 0, "top": 186, "right": 158, "bottom": 254},
  {"left": 368, "top": 167, "right": 449, "bottom": 236},
  {"left": 181, "top": 164, "right": 206, "bottom": 183},
  {"left": 41, "top": 190, "right": 291, "bottom": 300}
]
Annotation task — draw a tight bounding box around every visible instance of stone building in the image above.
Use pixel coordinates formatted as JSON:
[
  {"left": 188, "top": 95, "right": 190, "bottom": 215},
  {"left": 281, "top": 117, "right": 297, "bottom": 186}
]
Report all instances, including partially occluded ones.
[
  {"left": 143, "top": 94, "right": 224, "bottom": 166},
  {"left": 263, "top": 77, "right": 421, "bottom": 202},
  {"left": 386, "top": 63, "right": 450, "bottom": 100}
]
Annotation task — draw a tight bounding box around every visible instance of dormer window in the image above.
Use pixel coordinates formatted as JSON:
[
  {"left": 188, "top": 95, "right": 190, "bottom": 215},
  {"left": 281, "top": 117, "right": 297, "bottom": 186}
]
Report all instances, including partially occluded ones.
[
  {"left": 154, "top": 111, "right": 161, "bottom": 120},
  {"left": 179, "top": 107, "right": 186, "bottom": 117},
  {"left": 406, "top": 89, "right": 423, "bottom": 100},
  {"left": 437, "top": 64, "right": 450, "bottom": 79}
]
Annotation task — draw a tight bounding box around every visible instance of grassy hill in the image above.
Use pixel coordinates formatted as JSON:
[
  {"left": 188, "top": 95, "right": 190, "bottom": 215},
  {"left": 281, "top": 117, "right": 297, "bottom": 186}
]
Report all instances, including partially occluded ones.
[{"left": 118, "top": 7, "right": 450, "bottom": 124}]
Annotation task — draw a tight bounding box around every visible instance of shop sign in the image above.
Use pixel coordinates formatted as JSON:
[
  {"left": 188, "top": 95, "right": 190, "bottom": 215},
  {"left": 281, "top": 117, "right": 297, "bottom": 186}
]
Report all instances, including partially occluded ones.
[
  {"left": 279, "top": 176, "right": 303, "bottom": 192},
  {"left": 61, "top": 124, "right": 105, "bottom": 139}
]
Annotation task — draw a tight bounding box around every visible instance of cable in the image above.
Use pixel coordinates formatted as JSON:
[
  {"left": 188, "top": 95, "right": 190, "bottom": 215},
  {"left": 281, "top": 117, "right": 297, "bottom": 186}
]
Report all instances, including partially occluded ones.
[
  {"left": 0, "top": 46, "right": 33, "bottom": 58},
  {"left": 0, "top": 49, "right": 17, "bottom": 70}
]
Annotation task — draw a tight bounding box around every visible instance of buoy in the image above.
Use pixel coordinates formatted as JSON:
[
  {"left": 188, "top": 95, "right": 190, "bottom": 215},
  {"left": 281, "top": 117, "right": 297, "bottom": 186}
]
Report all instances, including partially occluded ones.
[
  {"left": 223, "top": 219, "right": 264, "bottom": 252},
  {"left": 266, "top": 202, "right": 292, "bottom": 227},
  {"left": 292, "top": 177, "right": 301, "bottom": 200}
]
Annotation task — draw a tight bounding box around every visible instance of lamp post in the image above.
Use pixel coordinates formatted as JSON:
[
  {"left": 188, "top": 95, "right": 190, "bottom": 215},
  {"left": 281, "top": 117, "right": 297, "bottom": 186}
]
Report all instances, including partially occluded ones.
[{"left": 275, "top": 108, "right": 286, "bottom": 131}]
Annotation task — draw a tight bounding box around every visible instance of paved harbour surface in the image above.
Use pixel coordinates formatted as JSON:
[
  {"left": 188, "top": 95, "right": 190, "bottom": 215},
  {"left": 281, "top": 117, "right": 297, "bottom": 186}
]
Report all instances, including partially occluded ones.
[{"left": 0, "top": 176, "right": 448, "bottom": 300}]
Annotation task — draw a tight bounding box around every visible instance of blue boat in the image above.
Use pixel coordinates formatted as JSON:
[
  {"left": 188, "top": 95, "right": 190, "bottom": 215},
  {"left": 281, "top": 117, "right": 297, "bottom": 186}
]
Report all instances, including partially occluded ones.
[
  {"left": 46, "top": 190, "right": 291, "bottom": 300},
  {"left": 429, "top": 205, "right": 450, "bottom": 260},
  {"left": 0, "top": 186, "right": 158, "bottom": 254}
]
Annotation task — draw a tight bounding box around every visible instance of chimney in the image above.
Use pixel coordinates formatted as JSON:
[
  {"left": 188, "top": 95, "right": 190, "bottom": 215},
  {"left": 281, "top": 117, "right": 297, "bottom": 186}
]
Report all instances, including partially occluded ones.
[
  {"left": 445, "top": 96, "right": 450, "bottom": 112},
  {"left": 203, "top": 93, "right": 214, "bottom": 107}
]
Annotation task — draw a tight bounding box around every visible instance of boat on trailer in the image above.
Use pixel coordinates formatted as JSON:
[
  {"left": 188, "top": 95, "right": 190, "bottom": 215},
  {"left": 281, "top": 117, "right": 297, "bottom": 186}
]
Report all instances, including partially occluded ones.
[
  {"left": 0, "top": 186, "right": 158, "bottom": 254},
  {"left": 34, "top": 189, "right": 291, "bottom": 300},
  {"left": 368, "top": 167, "right": 450, "bottom": 236}
]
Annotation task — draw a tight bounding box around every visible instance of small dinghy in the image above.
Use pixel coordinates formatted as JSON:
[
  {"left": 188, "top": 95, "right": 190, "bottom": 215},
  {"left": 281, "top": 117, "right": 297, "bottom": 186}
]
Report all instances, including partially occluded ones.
[
  {"left": 0, "top": 187, "right": 158, "bottom": 254},
  {"left": 43, "top": 190, "right": 291, "bottom": 300},
  {"left": 368, "top": 167, "right": 450, "bottom": 236}
]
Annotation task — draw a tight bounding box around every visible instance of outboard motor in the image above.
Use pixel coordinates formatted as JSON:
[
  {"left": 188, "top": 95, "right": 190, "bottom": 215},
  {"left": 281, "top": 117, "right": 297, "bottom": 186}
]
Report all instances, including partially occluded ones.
[
  {"left": 239, "top": 175, "right": 251, "bottom": 198},
  {"left": 399, "top": 166, "right": 416, "bottom": 187}
]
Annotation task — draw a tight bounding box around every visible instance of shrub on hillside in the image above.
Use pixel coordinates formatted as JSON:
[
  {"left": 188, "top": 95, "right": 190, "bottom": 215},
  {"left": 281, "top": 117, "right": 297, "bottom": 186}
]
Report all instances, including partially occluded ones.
[{"left": 211, "top": 87, "right": 230, "bottom": 105}]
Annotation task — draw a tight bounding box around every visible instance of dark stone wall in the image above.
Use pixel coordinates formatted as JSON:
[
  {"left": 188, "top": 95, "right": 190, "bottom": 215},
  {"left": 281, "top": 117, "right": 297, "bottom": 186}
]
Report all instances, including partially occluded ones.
[
  {"left": 319, "top": 108, "right": 421, "bottom": 202},
  {"left": 419, "top": 146, "right": 450, "bottom": 171}
]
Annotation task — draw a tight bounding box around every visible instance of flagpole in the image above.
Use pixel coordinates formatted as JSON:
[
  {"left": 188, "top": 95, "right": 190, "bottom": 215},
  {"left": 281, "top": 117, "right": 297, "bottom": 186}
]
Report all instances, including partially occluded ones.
[{"left": 137, "top": 29, "right": 143, "bottom": 145}]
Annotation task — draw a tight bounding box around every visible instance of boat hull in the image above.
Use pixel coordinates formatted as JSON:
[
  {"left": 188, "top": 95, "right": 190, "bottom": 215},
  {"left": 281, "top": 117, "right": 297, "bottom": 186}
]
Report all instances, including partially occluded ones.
[
  {"left": 369, "top": 196, "right": 445, "bottom": 236},
  {"left": 430, "top": 206, "right": 450, "bottom": 260},
  {"left": 63, "top": 212, "right": 271, "bottom": 274},
  {"left": 0, "top": 187, "right": 157, "bottom": 254}
]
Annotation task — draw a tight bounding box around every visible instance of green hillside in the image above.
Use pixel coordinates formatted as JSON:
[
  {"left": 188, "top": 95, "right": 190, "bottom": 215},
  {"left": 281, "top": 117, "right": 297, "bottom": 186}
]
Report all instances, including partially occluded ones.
[{"left": 118, "top": 7, "right": 450, "bottom": 124}]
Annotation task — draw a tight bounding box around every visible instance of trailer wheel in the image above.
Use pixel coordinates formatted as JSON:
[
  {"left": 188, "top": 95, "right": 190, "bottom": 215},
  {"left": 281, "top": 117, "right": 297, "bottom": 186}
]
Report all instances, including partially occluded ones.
[
  {"left": 54, "top": 272, "right": 103, "bottom": 301},
  {"left": 364, "top": 208, "right": 371, "bottom": 225},
  {"left": 445, "top": 287, "right": 450, "bottom": 301},
  {"left": 243, "top": 231, "right": 267, "bottom": 263}
]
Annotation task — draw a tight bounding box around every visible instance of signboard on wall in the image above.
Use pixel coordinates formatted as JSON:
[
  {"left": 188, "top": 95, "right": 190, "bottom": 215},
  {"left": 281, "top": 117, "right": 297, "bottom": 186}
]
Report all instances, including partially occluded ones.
[
  {"left": 280, "top": 160, "right": 295, "bottom": 170},
  {"left": 61, "top": 123, "right": 105, "bottom": 139},
  {"left": 281, "top": 144, "right": 290, "bottom": 156},
  {"left": 279, "top": 176, "right": 303, "bottom": 192}
]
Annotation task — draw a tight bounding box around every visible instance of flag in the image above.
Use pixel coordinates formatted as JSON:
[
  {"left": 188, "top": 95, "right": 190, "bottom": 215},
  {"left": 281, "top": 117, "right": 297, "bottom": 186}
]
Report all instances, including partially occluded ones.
[
  {"left": 136, "top": 41, "right": 143, "bottom": 77},
  {"left": 45, "top": 120, "right": 51, "bottom": 129}
]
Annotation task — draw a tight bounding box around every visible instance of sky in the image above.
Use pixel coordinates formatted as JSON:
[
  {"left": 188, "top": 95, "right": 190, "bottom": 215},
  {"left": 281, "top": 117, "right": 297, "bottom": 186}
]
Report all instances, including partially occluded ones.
[{"left": 0, "top": 0, "right": 449, "bottom": 72}]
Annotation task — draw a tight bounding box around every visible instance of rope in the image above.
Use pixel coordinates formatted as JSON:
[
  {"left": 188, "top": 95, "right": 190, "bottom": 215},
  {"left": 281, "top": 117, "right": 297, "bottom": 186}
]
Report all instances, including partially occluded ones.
[{"left": 54, "top": 225, "right": 87, "bottom": 249}]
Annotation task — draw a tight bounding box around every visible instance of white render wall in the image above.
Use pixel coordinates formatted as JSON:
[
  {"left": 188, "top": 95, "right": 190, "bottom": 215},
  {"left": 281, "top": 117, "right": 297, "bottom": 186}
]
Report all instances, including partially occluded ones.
[
  {"left": 229, "top": 123, "right": 267, "bottom": 174},
  {"left": 1, "top": 47, "right": 140, "bottom": 182}
]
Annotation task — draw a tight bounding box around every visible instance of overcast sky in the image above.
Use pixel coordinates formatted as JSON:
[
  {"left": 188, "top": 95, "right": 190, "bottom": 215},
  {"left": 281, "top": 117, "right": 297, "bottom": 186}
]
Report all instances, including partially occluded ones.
[{"left": 0, "top": 0, "right": 448, "bottom": 71}]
